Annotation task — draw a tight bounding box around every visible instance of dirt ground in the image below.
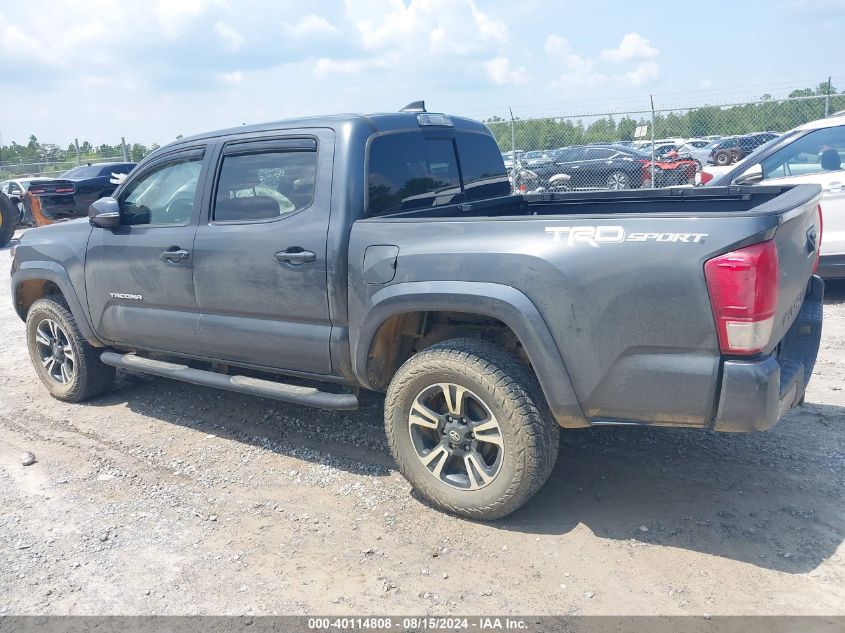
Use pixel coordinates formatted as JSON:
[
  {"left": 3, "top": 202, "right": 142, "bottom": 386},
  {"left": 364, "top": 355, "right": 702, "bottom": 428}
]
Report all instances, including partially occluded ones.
[{"left": 1, "top": 229, "right": 844, "bottom": 617}]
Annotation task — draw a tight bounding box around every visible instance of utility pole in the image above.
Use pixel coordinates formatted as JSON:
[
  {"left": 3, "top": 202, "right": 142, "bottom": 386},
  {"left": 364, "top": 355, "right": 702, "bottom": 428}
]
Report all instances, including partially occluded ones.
[
  {"left": 825, "top": 76, "right": 832, "bottom": 117},
  {"left": 74, "top": 138, "right": 81, "bottom": 166},
  {"left": 509, "top": 106, "right": 516, "bottom": 189},
  {"left": 650, "top": 94, "right": 656, "bottom": 189},
  {"left": 121, "top": 137, "right": 129, "bottom": 162}
]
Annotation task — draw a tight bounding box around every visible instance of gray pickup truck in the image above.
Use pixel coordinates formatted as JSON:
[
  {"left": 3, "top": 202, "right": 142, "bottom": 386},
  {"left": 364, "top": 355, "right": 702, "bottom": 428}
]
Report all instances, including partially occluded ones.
[{"left": 11, "top": 105, "right": 824, "bottom": 519}]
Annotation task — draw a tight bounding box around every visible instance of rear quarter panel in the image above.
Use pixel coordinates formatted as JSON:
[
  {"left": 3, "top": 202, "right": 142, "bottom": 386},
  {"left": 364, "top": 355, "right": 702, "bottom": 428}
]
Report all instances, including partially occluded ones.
[{"left": 349, "top": 211, "right": 782, "bottom": 427}]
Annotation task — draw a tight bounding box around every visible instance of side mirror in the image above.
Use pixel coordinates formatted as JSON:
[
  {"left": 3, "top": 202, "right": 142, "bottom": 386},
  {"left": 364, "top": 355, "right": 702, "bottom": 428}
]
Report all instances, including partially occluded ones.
[
  {"left": 88, "top": 197, "right": 121, "bottom": 228},
  {"left": 732, "top": 163, "right": 764, "bottom": 186}
]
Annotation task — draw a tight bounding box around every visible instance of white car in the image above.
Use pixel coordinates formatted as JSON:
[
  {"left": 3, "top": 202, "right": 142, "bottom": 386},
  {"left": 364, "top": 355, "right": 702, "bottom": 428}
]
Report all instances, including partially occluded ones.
[
  {"left": 707, "top": 114, "right": 845, "bottom": 279},
  {"left": 677, "top": 139, "right": 718, "bottom": 169}
]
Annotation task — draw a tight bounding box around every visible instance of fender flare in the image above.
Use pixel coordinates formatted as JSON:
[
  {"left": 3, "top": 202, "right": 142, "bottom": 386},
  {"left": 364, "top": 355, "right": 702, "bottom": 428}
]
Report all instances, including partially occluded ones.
[
  {"left": 352, "top": 281, "right": 587, "bottom": 427},
  {"left": 12, "top": 262, "right": 103, "bottom": 347}
]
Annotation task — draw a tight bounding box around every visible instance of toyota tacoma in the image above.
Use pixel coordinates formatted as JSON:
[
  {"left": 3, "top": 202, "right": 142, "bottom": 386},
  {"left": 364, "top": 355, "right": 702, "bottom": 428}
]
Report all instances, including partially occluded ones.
[{"left": 11, "top": 104, "right": 824, "bottom": 519}]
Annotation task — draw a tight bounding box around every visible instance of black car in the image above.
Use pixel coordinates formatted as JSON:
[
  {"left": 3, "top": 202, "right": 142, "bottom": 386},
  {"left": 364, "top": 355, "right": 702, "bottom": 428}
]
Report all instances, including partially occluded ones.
[
  {"left": 534, "top": 146, "right": 648, "bottom": 190},
  {"left": 27, "top": 162, "right": 136, "bottom": 223},
  {"left": 709, "top": 133, "right": 779, "bottom": 166}
]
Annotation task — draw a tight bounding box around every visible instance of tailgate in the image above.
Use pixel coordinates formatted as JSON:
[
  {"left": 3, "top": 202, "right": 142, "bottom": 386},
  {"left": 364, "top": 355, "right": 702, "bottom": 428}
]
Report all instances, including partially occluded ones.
[{"left": 759, "top": 185, "right": 822, "bottom": 352}]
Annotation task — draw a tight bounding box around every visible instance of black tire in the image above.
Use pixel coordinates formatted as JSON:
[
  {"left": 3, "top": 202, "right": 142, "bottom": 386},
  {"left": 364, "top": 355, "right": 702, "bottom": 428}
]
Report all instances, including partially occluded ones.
[
  {"left": 385, "top": 338, "right": 559, "bottom": 520},
  {"left": 715, "top": 151, "right": 731, "bottom": 166},
  {"left": 0, "top": 192, "right": 16, "bottom": 248},
  {"left": 26, "top": 298, "right": 115, "bottom": 402},
  {"left": 729, "top": 150, "right": 739, "bottom": 164}
]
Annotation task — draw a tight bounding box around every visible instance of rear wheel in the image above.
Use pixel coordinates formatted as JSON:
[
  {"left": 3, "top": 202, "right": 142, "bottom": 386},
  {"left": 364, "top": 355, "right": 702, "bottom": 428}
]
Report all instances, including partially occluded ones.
[
  {"left": 26, "top": 298, "right": 115, "bottom": 402},
  {"left": 0, "top": 192, "right": 16, "bottom": 248},
  {"left": 606, "top": 171, "right": 630, "bottom": 190},
  {"left": 385, "top": 338, "right": 559, "bottom": 520}
]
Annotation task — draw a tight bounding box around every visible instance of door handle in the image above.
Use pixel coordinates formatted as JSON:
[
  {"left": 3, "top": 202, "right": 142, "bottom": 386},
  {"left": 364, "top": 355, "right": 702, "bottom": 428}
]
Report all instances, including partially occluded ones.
[
  {"left": 824, "top": 181, "right": 842, "bottom": 193},
  {"left": 274, "top": 248, "right": 316, "bottom": 265},
  {"left": 159, "top": 248, "right": 190, "bottom": 262}
]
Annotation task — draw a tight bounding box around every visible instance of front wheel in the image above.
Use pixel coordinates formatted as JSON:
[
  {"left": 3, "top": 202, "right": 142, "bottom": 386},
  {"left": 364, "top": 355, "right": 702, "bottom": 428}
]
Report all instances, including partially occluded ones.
[
  {"left": 385, "top": 339, "right": 559, "bottom": 520},
  {"left": 26, "top": 298, "right": 115, "bottom": 402},
  {"left": 715, "top": 151, "right": 731, "bottom": 166}
]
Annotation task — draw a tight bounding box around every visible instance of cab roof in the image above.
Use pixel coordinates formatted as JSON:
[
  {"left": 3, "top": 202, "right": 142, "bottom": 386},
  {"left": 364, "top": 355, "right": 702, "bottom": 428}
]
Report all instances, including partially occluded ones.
[{"left": 173, "top": 111, "right": 491, "bottom": 147}]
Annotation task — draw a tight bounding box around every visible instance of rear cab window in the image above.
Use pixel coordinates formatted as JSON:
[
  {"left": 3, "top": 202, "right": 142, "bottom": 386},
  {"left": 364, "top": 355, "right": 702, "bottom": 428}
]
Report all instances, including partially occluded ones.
[{"left": 366, "top": 130, "right": 509, "bottom": 216}]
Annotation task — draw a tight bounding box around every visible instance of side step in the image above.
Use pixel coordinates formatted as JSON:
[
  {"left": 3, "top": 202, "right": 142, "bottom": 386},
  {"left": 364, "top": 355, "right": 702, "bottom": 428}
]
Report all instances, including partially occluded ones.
[{"left": 100, "top": 352, "right": 359, "bottom": 411}]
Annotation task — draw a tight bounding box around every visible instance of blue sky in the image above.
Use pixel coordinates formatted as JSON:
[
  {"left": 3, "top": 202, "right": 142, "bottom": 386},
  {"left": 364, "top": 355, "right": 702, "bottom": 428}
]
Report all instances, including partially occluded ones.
[{"left": 0, "top": 0, "right": 843, "bottom": 146}]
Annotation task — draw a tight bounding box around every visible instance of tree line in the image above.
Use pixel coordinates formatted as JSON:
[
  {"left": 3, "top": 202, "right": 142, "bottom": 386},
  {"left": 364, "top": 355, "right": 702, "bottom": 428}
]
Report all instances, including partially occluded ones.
[
  {"left": 0, "top": 135, "right": 185, "bottom": 180},
  {"left": 485, "top": 84, "right": 844, "bottom": 152}
]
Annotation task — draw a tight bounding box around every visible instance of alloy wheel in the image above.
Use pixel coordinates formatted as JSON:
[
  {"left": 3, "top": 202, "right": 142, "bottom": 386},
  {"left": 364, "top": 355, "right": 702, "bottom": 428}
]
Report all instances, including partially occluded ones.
[
  {"left": 34, "top": 318, "right": 76, "bottom": 384},
  {"left": 607, "top": 172, "right": 628, "bottom": 189},
  {"left": 408, "top": 382, "right": 504, "bottom": 490}
]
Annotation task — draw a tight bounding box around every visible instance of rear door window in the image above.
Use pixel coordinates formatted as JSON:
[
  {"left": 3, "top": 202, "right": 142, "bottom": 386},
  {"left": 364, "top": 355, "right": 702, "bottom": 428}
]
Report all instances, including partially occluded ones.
[{"left": 214, "top": 149, "right": 317, "bottom": 222}]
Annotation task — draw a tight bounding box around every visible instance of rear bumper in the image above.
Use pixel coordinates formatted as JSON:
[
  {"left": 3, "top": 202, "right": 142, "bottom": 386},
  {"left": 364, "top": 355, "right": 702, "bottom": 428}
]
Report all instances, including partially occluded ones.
[
  {"left": 713, "top": 275, "right": 824, "bottom": 432},
  {"left": 817, "top": 254, "right": 845, "bottom": 280}
]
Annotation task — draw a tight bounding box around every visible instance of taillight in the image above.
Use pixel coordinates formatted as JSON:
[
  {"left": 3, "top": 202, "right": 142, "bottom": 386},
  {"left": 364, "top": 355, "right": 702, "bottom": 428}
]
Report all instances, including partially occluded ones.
[
  {"left": 54, "top": 186, "right": 74, "bottom": 194},
  {"left": 28, "top": 186, "right": 47, "bottom": 195},
  {"left": 699, "top": 171, "right": 714, "bottom": 185},
  {"left": 813, "top": 204, "right": 823, "bottom": 273},
  {"left": 704, "top": 240, "right": 779, "bottom": 355}
]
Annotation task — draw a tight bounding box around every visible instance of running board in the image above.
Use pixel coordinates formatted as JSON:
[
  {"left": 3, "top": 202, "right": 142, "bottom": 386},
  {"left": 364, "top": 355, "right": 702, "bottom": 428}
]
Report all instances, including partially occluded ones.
[{"left": 100, "top": 352, "right": 359, "bottom": 411}]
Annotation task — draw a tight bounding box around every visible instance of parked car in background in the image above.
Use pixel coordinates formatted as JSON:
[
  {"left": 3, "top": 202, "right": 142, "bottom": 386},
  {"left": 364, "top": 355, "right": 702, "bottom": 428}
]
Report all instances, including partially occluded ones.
[
  {"left": 24, "top": 162, "right": 136, "bottom": 226},
  {"left": 501, "top": 150, "right": 524, "bottom": 170},
  {"left": 0, "top": 178, "right": 41, "bottom": 224},
  {"left": 676, "top": 139, "right": 715, "bottom": 169},
  {"left": 709, "top": 113, "right": 845, "bottom": 279},
  {"left": 522, "top": 150, "right": 555, "bottom": 169},
  {"left": 535, "top": 145, "right": 696, "bottom": 190},
  {"left": 709, "top": 133, "right": 779, "bottom": 166}
]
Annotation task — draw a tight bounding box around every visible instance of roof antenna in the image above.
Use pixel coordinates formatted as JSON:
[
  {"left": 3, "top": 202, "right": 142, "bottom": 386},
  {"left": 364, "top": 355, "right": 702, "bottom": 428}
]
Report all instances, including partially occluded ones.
[{"left": 400, "top": 100, "right": 426, "bottom": 113}]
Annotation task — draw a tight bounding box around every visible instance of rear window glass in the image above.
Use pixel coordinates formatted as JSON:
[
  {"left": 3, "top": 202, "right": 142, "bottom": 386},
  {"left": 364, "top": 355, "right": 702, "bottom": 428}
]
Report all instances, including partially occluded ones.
[
  {"left": 61, "top": 165, "right": 101, "bottom": 178},
  {"left": 367, "top": 134, "right": 461, "bottom": 216},
  {"left": 454, "top": 133, "right": 510, "bottom": 202},
  {"left": 367, "top": 131, "right": 508, "bottom": 216}
]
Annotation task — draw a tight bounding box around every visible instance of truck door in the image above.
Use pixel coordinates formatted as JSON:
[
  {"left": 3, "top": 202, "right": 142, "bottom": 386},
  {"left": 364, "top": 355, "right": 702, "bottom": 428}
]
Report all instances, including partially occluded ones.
[
  {"left": 192, "top": 131, "right": 334, "bottom": 374},
  {"left": 85, "top": 146, "right": 210, "bottom": 355}
]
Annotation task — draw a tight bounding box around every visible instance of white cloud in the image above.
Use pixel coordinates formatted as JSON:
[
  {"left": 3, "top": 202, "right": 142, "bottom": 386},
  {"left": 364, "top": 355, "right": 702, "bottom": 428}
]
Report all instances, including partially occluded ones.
[
  {"left": 345, "top": 0, "right": 507, "bottom": 58},
  {"left": 626, "top": 61, "right": 660, "bottom": 86},
  {"left": 601, "top": 32, "right": 659, "bottom": 62},
  {"left": 283, "top": 14, "right": 338, "bottom": 38},
  {"left": 219, "top": 70, "right": 243, "bottom": 85},
  {"left": 215, "top": 20, "right": 244, "bottom": 52},
  {"left": 156, "top": 0, "right": 225, "bottom": 37},
  {"left": 314, "top": 57, "right": 370, "bottom": 77},
  {"left": 544, "top": 34, "right": 606, "bottom": 88},
  {"left": 484, "top": 57, "right": 528, "bottom": 85},
  {"left": 697, "top": 78, "right": 714, "bottom": 89}
]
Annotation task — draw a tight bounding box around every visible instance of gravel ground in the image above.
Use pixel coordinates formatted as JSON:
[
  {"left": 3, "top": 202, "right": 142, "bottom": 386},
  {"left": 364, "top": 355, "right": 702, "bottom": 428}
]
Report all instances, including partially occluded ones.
[{"left": 1, "top": 229, "right": 844, "bottom": 616}]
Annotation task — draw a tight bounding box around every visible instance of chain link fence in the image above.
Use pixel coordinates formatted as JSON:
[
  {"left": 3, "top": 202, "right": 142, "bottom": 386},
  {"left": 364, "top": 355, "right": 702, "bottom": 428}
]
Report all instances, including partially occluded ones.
[
  {"left": 484, "top": 92, "right": 844, "bottom": 192},
  {"left": 0, "top": 140, "right": 156, "bottom": 182}
]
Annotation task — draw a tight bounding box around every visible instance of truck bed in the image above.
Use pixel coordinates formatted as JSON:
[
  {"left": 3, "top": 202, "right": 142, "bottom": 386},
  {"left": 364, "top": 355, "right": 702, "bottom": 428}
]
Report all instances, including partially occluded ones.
[
  {"left": 349, "top": 184, "right": 822, "bottom": 430},
  {"left": 369, "top": 185, "right": 811, "bottom": 219}
]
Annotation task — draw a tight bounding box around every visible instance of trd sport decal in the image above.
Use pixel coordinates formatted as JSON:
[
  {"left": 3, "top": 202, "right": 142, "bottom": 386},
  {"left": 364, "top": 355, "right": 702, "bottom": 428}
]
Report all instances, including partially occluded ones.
[{"left": 546, "top": 226, "right": 708, "bottom": 247}]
